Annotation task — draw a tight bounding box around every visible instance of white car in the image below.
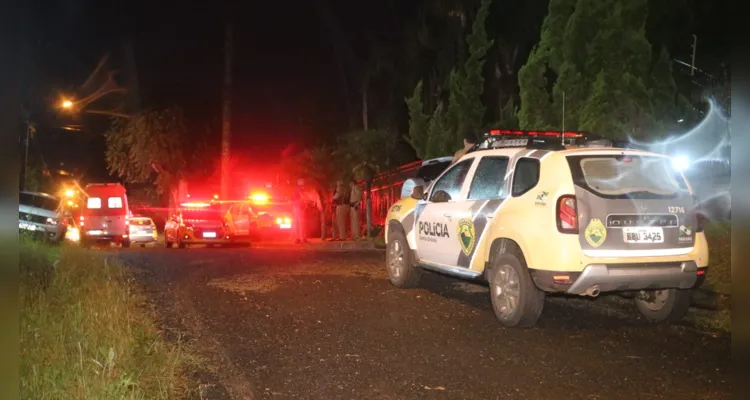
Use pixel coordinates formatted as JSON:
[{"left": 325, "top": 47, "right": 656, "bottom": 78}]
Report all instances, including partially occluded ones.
[
  {"left": 19, "top": 191, "right": 65, "bottom": 242},
  {"left": 128, "top": 217, "right": 158, "bottom": 247}
]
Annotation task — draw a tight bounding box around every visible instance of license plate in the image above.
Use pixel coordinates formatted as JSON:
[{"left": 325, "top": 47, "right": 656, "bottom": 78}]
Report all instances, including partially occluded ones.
[
  {"left": 279, "top": 224, "right": 291, "bottom": 229},
  {"left": 19, "top": 222, "right": 36, "bottom": 231},
  {"left": 622, "top": 227, "right": 664, "bottom": 243},
  {"left": 88, "top": 230, "right": 104, "bottom": 235},
  {"left": 202, "top": 232, "right": 217, "bottom": 238}
]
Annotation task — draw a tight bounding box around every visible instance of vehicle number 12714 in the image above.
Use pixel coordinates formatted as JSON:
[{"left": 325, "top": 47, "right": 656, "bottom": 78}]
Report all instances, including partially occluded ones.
[{"left": 668, "top": 206, "right": 686, "bottom": 214}]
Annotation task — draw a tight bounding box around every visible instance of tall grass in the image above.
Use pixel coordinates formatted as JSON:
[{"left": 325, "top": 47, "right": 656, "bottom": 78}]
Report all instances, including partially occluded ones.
[
  {"left": 20, "top": 240, "right": 188, "bottom": 399},
  {"left": 704, "top": 221, "right": 731, "bottom": 295}
]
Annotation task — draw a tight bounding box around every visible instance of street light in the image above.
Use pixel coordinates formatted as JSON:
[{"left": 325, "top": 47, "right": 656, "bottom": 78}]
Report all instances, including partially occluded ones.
[
  {"left": 61, "top": 99, "right": 74, "bottom": 109},
  {"left": 64, "top": 189, "right": 75, "bottom": 197}
]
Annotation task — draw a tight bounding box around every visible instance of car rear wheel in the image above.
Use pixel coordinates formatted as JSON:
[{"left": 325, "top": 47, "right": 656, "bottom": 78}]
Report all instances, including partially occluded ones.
[
  {"left": 121, "top": 240, "right": 130, "bottom": 248},
  {"left": 634, "top": 288, "right": 692, "bottom": 323},
  {"left": 487, "top": 249, "right": 545, "bottom": 328},
  {"left": 386, "top": 231, "right": 422, "bottom": 288}
]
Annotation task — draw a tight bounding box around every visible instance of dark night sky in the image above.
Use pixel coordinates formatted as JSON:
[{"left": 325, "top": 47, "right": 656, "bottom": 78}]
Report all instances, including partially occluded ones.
[{"left": 25, "top": 0, "right": 728, "bottom": 183}]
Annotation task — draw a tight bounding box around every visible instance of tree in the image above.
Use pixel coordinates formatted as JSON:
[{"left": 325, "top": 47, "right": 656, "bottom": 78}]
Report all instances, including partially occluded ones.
[
  {"left": 406, "top": 0, "right": 493, "bottom": 159},
  {"left": 104, "top": 107, "right": 188, "bottom": 208},
  {"left": 517, "top": 0, "right": 686, "bottom": 139}
]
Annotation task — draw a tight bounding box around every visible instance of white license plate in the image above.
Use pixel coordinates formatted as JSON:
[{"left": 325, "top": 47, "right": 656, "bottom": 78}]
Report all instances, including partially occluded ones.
[
  {"left": 19, "top": 222, "right": 36, "bottom": 231},
  {"left": 622, "top": 227, "right": 664, "bottom": 243},
  {"left": 202, "top": 232, "right": 217, "bottom": 238},
  {"left": 279, "top": 224, "right": 291, "bottom": 229},
  {"left": 88, "top": 230, "right": 104, "bottom": 235}
]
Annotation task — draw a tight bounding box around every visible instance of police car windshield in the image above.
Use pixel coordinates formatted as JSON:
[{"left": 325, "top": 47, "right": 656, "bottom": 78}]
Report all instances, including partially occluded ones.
[
  {"left": 417, "top": 160, "right": 451, "bottom": 182},
  {"left": 568, "top": 155, "right": 687, "bottom": 199},
  {"left": 252, "top": 202, "right": 293, "bottom": 214}
]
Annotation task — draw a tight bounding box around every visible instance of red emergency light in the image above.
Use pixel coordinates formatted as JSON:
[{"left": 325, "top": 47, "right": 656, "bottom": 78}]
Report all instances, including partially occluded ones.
[
  {"left": 488, "top": 129, "right": 584, "bottom": 138},
  {"left": 250, "top": 192, "right": 269, "bottom": 205}
]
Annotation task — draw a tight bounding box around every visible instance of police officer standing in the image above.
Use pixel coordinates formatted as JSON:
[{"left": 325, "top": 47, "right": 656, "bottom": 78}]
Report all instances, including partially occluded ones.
[
  {"left": 291, "top": 178, "right": 308, "bottom": 244},
  {"left": 332, "top": 180, "right": 350, "bottom": 241},
  {"left": 451, "top": 134, "right": 477, "bottom": 164},
  {"left": 349, "top": 178, "right": 363, "bottom": 240}
]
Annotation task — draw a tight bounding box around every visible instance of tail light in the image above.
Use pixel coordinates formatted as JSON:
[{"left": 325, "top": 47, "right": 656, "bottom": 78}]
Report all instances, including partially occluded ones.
[
  {"left": 284, "top": 217, "right": 291, "bottom": 224},
  {"left": 276, "top": 217, "right": 282, "bottom": 224},
  {"left": 79, "top": 215, "right": 84, "bottom": 227},
  {"left": 556, "top": 195, "right": 578, "bottom": 234}
]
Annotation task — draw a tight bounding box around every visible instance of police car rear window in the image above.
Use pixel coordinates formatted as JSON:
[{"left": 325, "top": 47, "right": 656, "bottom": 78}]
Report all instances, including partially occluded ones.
[{"left": 567, "top": 155, "right": 687, "bottom": 199}]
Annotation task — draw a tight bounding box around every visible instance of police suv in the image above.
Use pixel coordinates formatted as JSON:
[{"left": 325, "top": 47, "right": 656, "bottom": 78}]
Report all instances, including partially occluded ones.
[{"left": 385, "top": 130, "right": 709, "bottom": 328}]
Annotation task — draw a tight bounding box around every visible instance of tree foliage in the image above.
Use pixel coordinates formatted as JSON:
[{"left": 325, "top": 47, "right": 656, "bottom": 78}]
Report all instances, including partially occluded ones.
[
  {"left": 104, "top": 107, "right": 188, "bottom": 206},
  {"left": 517, "top": 0, "right": 688, "bottom": 139},
  {"left": 406, "top": 0, "right": 493, "bottom": 160}
]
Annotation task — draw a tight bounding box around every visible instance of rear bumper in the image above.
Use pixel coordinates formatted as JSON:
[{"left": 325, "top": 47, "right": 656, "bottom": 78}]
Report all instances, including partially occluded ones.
[
  {"left": 19, "top": 222, "right": 64, "bottom": 242},
  {"left": 130, "top": 233, "right": 157, "bottom": 243},
  {"left": 531, "top": 262, "right": 707, "bottom": 294}
]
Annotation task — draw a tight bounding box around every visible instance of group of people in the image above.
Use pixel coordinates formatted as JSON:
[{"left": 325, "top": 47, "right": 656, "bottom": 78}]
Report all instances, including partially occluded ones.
[
  {"left": 289, "top": 178, "right": 364, "bottom": 244},
  {"left": 330, "top": 179, "right": 363, "bottom": 241}
]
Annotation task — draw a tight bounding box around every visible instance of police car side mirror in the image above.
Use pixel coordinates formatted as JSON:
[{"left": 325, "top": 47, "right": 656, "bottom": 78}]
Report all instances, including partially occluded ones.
[
  {"left": 431, "top": 190, "right": 451, "bottom": 203},
  {"left": 410, "top": 185, "right": 424, "bottom": 200}
]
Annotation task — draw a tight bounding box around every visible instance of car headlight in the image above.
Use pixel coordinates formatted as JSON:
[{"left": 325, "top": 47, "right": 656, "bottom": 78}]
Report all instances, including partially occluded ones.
[{"left": 46, "top": 217, "right": 58, "bottom": 225}]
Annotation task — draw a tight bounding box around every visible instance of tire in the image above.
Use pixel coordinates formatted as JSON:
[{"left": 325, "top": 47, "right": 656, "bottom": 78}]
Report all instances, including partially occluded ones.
[
  {"left": 487, "top": 249, "right": 545, "bottom": 328},
  {"left": 165, "top": 236, "right": 172, "bottom": 248},
  {"left": 121, "top": 240, "right": 130, "bottom": 248},
  {"left": 386, "top": 231, "right": 422, "bottom": 288},
  {"left": 178, "top": 240, "right": 186, "bottom": 249},
  {"left": 634, "top": 288, "right": 692, "bottom": 323},
  {"left": 81, "top": 238, "right": 91, "bottom": 249},
  {"left": 140, "top": 244, "right": 146, "bottom": 248}
]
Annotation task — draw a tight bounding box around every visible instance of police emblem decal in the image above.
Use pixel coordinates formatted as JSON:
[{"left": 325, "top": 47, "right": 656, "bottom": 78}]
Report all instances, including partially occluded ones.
[
  {"left": 585, "top": 218, "right": 607, "bottom": 248},
  {"left": 457, "top": 218, "right": 476, "bottom": 256}
]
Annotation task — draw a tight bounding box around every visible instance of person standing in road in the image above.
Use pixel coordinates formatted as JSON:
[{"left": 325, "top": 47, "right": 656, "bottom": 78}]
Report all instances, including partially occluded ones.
[
  {"left": 349, "top": 179, "right": 363, "bottom": 240},
  {"left": 451, "top": 133, "right": 477, "bottom": 164},
  {"left": 332, "top": 180, "right": 350, "bottom": 241},
  {"left": 291, "top": 178, "right": 308, "bottom": 244}
]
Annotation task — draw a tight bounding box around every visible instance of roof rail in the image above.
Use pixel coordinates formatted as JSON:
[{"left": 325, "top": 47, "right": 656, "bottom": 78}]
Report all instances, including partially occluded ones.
[{"left": 467, "top": 129, "right": 595, "bottom": 153}]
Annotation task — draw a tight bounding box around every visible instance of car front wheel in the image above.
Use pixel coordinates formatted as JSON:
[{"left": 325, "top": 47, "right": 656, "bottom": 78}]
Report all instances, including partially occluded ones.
[{"left": 386, "top": 231, "right": 422, "bottom": 288}]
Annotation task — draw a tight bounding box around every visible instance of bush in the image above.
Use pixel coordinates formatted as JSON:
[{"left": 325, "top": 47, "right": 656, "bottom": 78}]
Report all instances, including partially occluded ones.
[{"left": 20, "top": 240, "right": 187, "bottom": 399}]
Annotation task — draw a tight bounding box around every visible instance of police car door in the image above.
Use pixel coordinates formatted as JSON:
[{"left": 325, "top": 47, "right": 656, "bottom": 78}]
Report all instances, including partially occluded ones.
[
  {"left": 415, "top": 158, "right": 475, "bottom": 267},
  {"left": 453, "top": 155, "right": 511, "bottom": 269}
]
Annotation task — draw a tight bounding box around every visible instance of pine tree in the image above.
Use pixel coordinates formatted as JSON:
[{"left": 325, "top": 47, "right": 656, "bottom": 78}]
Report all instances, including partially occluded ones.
[
  {"left": 405, "top": 80, "right": 429, "bottom": 159},
  {"left": 406, "top": 0, "right": 493, "bottom": 159},
  {"left": 518, "top": 0, "right": 685, "bottom": 138}
]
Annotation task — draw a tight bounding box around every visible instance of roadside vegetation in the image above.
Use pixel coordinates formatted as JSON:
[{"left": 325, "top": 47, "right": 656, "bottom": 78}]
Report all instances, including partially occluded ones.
[
  {"left": 685, "top": 221, "right": 731, "bottom": 332},
  {"left": 20, "top": 238, "right": 189, "bottom": 399}
]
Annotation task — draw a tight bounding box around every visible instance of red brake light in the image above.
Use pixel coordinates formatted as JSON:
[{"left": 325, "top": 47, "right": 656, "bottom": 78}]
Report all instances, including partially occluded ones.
[{"left": 557, "top": 195, "right": 578, "bottom": 234}]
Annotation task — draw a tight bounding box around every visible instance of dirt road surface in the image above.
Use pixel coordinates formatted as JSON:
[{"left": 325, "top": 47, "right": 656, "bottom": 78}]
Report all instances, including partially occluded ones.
[{"left": 117, "top": 247, "right": 731, "bottom": 400}]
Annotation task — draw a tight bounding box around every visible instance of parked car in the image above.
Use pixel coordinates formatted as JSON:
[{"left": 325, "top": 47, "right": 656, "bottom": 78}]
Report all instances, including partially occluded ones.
[
  {"left": 165, "top": 201, "right": 232, "bottom": 248},
  {"left": 128, "top": 217, "right": 158, "bottom": 247},
  {"left": 386, "top": 130, "right": 709, "bottom": 328},
  {"left": 19, "top": 191, "right": 64, "bottom": 242},
  {"left": 79, "top": 183, "right": 131, "bottom": 248}
]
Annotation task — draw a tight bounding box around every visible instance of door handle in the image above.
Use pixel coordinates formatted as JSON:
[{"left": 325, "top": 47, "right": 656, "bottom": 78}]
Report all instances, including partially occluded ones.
[{"left": 486, "top": 215, "right": 494, "bottom": 220}]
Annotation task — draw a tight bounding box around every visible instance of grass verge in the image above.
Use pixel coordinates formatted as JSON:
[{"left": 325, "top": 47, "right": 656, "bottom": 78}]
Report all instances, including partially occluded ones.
[
  {"left": 704, "top": 221, "right": 731, "bottom": 295},
  {"left": 20, "top": 239, "right": 189, "bottom": 399}
]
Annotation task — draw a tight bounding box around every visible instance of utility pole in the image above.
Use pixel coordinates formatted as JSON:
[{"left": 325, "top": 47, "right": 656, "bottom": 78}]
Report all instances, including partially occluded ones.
[
  {"left": 561, "top": 91, "right": 565, "bottom": 145},
  {"left": 220, "top": 18, "right": 233, "bottom": 200},
  {"left": 690, "top": 34, "right": 697, "bottom": 76}
]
